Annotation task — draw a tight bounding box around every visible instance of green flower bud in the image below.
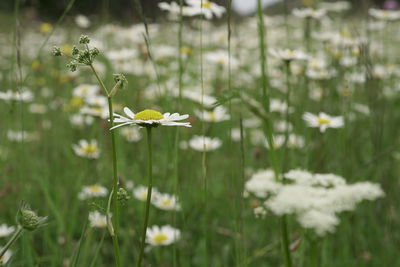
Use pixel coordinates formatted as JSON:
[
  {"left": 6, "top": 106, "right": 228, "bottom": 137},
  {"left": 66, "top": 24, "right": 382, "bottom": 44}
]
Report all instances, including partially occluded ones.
[
  {"left": 113, "top": 74, "right": 128, "bottom": 89},
  {"left": 79, "top": 35, "right": 90, "bottom": 44},
  {"left": 72, "top": 46, "right": 79, "bottom": 56},
  {"left": 90, "top": 48, "right": 100, "bottom": 58},
  {"left": 17, "top": 203, "right": 47, "bottom": 231},
  {"left": 66, "top": 62, "right": 77, "bottom": 72},
  {"left": 52, "top": 46, "right": 62, "bottom": 56},
  {"left": 117, "top": 188, "right": 130, "bottom": 205}
]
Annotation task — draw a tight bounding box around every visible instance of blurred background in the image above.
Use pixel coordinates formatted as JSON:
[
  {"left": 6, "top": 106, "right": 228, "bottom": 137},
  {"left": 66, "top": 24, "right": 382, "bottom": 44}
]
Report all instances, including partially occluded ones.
[{"left": 0, "top": 0, "right": 397, "bottom": 23}]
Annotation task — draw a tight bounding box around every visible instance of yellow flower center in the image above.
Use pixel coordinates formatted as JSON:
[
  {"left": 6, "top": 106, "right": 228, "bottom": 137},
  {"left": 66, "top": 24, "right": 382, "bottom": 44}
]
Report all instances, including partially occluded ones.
[
  {"left": 208, "top": 111, "right": 216, "bottom": 121},
  {"left": 134, "top": 109, "right": 163, "bottom": 121},
  {"left": 153, "top": 233, "right": 169, "bottom": 244},
  {"left": 89, "top": 185, "right": 101, "bottom": 193},
  {"left": 317, "top": 118, "right": 330, "bottom": 125},
  {"left": 83, "top": 144, "right": 97, "bottom": 153},
  {"left": 180, "top": 46, "right": 191, "bottom": 54},
  {"left": 40, "top": 23, "right": 53, "bottom": 34},
  {"left": 202, "top": 1, "right": 212, "bottom": 8},
  {"left": 161, "top": 199, "right": 172, "bottom": 206}
]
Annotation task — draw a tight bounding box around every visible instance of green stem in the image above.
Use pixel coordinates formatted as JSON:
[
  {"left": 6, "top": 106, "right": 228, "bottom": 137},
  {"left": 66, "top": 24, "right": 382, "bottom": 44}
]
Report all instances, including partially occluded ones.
[
  {"left": 0, "top": 226, "right": 23, "bottom": 258},
  {"left": 281, "top": 216, "right": 292, "bottom": 267},
  {"left": 283, "top": 61, "right": 291, "bottom": 172},
  {"left": 89, "top": 64, "right": 120, "bottom": 267},
  {"left": 137, "top": 127, "right": 153, "bottom": 267},
  {"left": 310, "top": 238, "right": 319, "bottom": 267},
  {"left": 89, "top": 231, "right": 106, "bottom": 267}
]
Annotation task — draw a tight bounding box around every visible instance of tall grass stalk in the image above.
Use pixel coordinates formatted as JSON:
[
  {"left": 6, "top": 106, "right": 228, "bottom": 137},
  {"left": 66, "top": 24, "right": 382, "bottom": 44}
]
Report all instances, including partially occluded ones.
[{"left": 256, "top": 1, "right": 292, "bottom": 266}]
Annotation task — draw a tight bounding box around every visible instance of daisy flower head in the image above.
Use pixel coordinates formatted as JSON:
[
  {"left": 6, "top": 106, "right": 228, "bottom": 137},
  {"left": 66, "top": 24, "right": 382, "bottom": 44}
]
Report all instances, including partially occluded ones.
[
  {"left": 146, "top": 225, "right": 181, "bottom": 246},
  {"left": 269, "top": 48, "right": 309, "bottom": 62},
  {"left": 78, "top": 184, "right": 108, "bottom": 200},
  {"left": 111, "top": 107, "right": 191, "bottom": 130},
  {"left": 194, "top": 106, "right": 230, "bottom": 122},
  {"left": 72, "top": 139, "right": 101, "bottom": 159},
  {"left": 0, "top": 224, "right": 15, "bottom": 238},
  {"left": 186, "top": 0, "right": 226, "bottom": 19},
  {"left": 302, "top": 112, "right": 344, "bottom": 132}
]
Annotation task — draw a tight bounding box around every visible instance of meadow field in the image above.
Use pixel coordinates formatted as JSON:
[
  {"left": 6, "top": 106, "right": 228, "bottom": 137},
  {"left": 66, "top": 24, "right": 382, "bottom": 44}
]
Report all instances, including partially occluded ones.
[{"left": 0, "top": 0, "right": 399, "bottom": 266}]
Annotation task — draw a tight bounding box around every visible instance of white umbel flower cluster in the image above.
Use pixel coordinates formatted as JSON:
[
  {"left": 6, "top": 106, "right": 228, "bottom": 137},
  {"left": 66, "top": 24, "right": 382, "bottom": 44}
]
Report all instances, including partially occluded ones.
[{"left": 245, "top": 169, "right": 384, "bottom": 236}]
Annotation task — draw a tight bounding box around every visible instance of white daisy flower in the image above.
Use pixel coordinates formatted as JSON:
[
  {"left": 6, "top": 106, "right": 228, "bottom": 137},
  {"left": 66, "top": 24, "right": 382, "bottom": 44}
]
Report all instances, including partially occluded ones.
[
  {"left": 78, "top": 184, "right": 108, "bottom": 200},
  {"left": 0, "top": 247, "right": 12, "bottom": 265},
  {"left": 188, "top": 135, "right": 222, "bottom": 152},
  {"left": 72, "top": 139, "right": 100, "bottom": 159},
  {"left": 72, "top": 84, "right": 100, "bottom": 99},
  {"left": 111, "top": 108, "right": 191, "bottom": 130},
  {"left": 194, "top": 106, "right": 230, "bottom": 123},
  {"left": 369, "top": 8, "right": 400, "bottom": 21},
  {"left": 152, "top": 193, "right": 181, "bottom": 211},
  {"left": 292, "top": 8, "right": 326, "bottom": 19},
  {"left": 186, "top": 0, "right": 226, "bottom": 19},
  {"left": 302, "top": 112, "right": 344, "bottom": 132},
  {"left": 0, "top": 224, "right": 15, "bottom": 238},
  {"left": 146, "top": 225, "right": 181, "bottom": 246},
  {"left": 0, "top": 89, "right": 33, "bottom": 102},
  {"left": 75, "top": 14, "right": 91, "bottom": 28},
  {"left": 88, "top": 211, "right": 107, "bottom": 228},
  {"left": 269, "top": 48, "right": 309, "bottom": 62},
  {"left": 120, "top": 127, "right": 142, "bottom": 142},
  {"left": 133, "top": 186, "right": 159, "bottom": 202}
]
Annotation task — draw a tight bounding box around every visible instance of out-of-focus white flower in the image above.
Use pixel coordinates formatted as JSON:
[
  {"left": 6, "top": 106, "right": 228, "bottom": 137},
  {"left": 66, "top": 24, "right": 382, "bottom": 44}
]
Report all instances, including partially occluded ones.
[
  {"left": 269, "top": 48, "right": 308, "bottom": 62},
  {"left": 120, "top": 127, "right": 142, "bottom": 142},
  {"left": 205, "top": 50, "right": 239, "bottom": 68},
  {"left": 75, "top": 14, "right": 91, "bottom": 28},
  {"left": 302, "top": 112, "right": 344, "bottom": 132},
  {"left": 186, "top": 0, "right": 226, "bottom": 19},
  {"left": 72, "top": 140, "right": 100, "bottom": 159},
  {"left": 194, "top": 106, "right": 230, "bottom": 122},
  {"left": 133, "top": 186, "right": 159, "bottom": 202},
  {"left": 0, "top": 247, "right": 12, "bottom": 264},
  {"left": 369, "top": 8, "right": 400, "bottom": 21},
  {"left": 7, "top": 130, "right": 38, "bottom": 142},
  {"left": 69, "top": 114, "right": 94, "bottom": 127},
  {"left": 321, "top": 1, "right": 351, "bottom": 12},
  {"left": 88, "top": 211, "right": 107, "bottom": 228},
  {"left": 73, "top": 84, "right": 100, "bottom": 99},
  {"left": 146, "top": 225, "right": 181, "bottom": 246},
  {"left": 292, "top": 8, "right": 326, "bottom": 19},
  {"left": 78, "top": 184, "right": 108, "bottom": 200},
  {"left": 183, "top": 91, "right": 217, "bottom": 108},
  {"left": 0, "top": 90, "right": 33, "bottom": 102},
  {"left": 28, "top": 103, "right": 47, "bottom": 114},
  {"left": 188, "top": 135, "right": 222, "bottom": 151},
  {"left": 152, "top": 193, "right": 181, "bottom": 211},
  {"left": 0, "top": 224, "right": 15, "bottom": 238}
]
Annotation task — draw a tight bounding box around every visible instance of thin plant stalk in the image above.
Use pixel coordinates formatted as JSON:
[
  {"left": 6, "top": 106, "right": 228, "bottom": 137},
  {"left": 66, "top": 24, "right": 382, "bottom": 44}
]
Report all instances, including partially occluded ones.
[
  {"left": 0, "top": 226, "right": 23, "bottom": 258},
  {"left": 137, "top": 127, "right": 153, "bottom": 267},
  {"left": 256, "top": 1, "right": 292, "bottom": 267},
  {"left": 283, "top": 60, "right": 292, "bottom": 171},
  {"left": 89, "top": 64, "right": 121, "bottom": 267}
]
